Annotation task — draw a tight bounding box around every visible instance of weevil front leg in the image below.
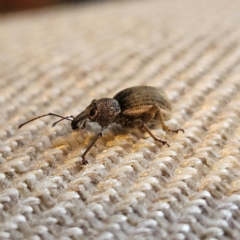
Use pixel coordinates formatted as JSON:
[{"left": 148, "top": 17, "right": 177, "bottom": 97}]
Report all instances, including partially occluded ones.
[
  {"left": 142, "top": 105, "right": 184, "bottom": 133},
  {"left": 81, "top": 128, "right": 105, "bottom": 164}
]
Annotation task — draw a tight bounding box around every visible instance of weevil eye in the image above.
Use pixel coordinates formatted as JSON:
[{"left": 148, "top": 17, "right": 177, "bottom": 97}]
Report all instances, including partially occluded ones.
[{"left": 89, "top": 108, "right": 98, "bottom": 120}]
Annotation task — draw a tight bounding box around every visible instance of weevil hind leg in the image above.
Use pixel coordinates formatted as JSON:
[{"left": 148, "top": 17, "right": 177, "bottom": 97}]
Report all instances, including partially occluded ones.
[{"left": 143, "top": 105, "right": 184, "bottom": 133}]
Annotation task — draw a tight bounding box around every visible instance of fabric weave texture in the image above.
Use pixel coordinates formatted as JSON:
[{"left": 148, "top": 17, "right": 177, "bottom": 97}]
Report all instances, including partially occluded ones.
[{"left": 1, "top": 0, "right": 240, "bottom": 239}]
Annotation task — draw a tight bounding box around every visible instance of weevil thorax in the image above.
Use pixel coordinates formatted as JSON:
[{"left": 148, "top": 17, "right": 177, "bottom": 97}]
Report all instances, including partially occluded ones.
[
  {"left": 71, "top": 98, "right": 121, "bottom": 129},
  {"left": 93, "top": 98, "right": 121, "bottom": 126}
]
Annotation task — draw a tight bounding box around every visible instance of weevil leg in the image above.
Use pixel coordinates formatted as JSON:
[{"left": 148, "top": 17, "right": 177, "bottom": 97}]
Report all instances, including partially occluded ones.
[
  {"left": 142, "top": 105, "right": 184, "bottom": 133},
  {"left": 157, "top": 109, "right": 184, "bottom": 133},
  {"left": 132, "top": 119, "right": 169, "bottom": 146},
  {"left": 141, "top": 122, "right": 170, "bottom": 147},
  {"left": 81, "top": 129, "right": 105, "bottom": 164}
]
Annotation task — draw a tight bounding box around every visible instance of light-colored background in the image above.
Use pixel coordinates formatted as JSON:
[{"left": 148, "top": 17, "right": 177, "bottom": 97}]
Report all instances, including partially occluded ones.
[{"left": 1, "top": 0, "right": 240, "bottom": 239}]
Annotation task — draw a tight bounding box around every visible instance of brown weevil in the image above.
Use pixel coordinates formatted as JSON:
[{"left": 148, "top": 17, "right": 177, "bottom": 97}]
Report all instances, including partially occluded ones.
[{"left": 19, "top": 86, "right": 184, "bottom": 164}]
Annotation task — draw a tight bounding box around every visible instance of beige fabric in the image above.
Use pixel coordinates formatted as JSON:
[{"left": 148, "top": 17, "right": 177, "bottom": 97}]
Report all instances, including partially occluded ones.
[{"left": 1, "top": 0, "right": 240, "bottom": 239}]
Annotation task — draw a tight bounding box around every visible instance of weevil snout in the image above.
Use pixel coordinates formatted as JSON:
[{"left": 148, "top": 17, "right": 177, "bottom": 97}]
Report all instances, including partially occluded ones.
[
  {"left": 71, "top": 121, "right": 79, "bottom": 130},
  {"left": 71, "top": 109, "right": 89, "bottom": 130}
]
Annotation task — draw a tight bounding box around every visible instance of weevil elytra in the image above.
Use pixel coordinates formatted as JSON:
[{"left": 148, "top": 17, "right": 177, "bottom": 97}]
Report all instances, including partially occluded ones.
[{"left": 19, "top": 86, "right": 183, "bottom": 164}]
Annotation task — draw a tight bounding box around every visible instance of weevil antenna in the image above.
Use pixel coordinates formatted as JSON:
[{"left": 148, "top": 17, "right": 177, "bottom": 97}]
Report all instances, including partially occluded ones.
[
  {"left": 52, "top": 115, "right": 74, "bottom": 127},
  {"left": 18, "top": 113, "right": 74, "bottom": 129}
]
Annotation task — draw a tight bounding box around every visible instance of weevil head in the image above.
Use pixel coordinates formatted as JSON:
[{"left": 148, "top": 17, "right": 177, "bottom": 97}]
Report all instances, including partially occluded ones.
[{"left": 71, "top": 98, "right": 121, "bottom": 130}]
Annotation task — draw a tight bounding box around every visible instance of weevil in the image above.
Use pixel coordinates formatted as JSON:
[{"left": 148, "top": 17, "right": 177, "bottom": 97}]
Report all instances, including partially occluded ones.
[{"left": 19, "top": 86, "right": 183, "bottom": 164}]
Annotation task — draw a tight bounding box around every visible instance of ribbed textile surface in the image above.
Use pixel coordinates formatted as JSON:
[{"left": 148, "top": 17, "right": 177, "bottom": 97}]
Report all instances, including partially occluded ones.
[{"left": 1, "top": 0, "right": 240, "bottom": 239}]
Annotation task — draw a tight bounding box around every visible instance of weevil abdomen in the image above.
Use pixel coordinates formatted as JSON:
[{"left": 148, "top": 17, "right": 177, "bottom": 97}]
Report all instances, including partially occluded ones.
[{"left": 114, "top": 86, "right": 172, "bottom": 121}]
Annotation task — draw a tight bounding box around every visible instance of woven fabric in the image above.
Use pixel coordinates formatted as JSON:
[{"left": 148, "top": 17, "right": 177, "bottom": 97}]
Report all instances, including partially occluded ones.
[{"left": 1, "top": 0, "right": 240, "bottom": 239}]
